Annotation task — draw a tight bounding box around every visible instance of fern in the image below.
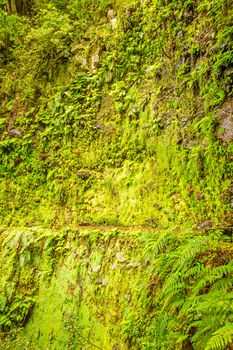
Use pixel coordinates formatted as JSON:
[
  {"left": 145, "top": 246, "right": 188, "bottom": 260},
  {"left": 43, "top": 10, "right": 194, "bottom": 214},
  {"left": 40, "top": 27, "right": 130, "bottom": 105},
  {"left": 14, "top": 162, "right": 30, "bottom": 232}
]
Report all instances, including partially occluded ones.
[
  {"left": 173, "top": 236, "right": 208, "bottom": 273},
  {"left": 147, "top": 230, "right": 233, "bottom": 350},
  {"left": 210, "top": 277, "right": 233, "bottom": 292},
  {"left": 143, "top": 231, "right": 171, "bottom": 256},
  {"left": 183, "top": 262, "right": 207, "bottom": 279},
  {"left": 205, "top": 324, "right": 233, "bottom": 350},
  {"left": 192, "top": 262, "right": 233, "bottom": 295}
]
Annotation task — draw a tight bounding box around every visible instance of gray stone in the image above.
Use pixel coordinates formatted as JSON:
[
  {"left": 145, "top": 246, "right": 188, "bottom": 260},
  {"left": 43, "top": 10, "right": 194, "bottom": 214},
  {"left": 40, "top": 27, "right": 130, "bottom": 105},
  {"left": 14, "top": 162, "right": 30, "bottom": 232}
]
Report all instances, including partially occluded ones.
[
  {"left": 116, "top": 252, "right": 126, "bottom": 262},
  {"left": 92, "top": 265, "right": 101, "bottom": 272},
  {"left": 111, "top": 263, "right": 117, "bottom": 271},
  {"left": 132, "top": 108, "right": 139, "bottom": 115},
  {"left": 9, "top": 129, "right": 23, "bottom": 138},
  {"left": 126, "top": 262, "right": 140, "bottom": 268}
]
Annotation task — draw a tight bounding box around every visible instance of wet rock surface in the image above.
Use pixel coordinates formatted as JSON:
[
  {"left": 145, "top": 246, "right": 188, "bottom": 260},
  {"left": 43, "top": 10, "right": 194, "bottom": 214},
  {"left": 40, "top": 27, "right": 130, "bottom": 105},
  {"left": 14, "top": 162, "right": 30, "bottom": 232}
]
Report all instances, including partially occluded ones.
[{"left": 217, "top": 99, "right": 233, "bottom": 144}]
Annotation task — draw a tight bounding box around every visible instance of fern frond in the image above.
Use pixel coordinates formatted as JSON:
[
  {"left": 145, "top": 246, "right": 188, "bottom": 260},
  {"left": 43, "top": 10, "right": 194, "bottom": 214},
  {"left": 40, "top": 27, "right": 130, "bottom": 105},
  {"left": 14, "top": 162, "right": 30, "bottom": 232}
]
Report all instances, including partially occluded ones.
[
  {"left": 205, "top": 323, "right": 233, "bottom": 350},
  {"left": 173, "top": 236, "right": 209, "bottom": 274},
  {"left": 210, "top": 277, "right": 233, "bottom": 292},
  {"left": 192, "top": 262, "right": 233, "bottom": 296},
  {"left": 145, "top": 231, "right": 171, "bottom": 256},
  {"left": 183, "top": 262, "right": 207, "bottom": 279}
]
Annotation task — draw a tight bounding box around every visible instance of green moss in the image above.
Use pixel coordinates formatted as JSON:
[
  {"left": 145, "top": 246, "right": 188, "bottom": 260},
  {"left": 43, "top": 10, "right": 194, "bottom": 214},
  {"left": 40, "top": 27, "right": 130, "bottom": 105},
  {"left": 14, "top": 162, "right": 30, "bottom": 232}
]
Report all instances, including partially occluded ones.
[
  {"left": 1, "top": 227, "right": 232, "bottom": 349},
  {"left": 0, "top": 0, "right": 232, "bottom": 348}
]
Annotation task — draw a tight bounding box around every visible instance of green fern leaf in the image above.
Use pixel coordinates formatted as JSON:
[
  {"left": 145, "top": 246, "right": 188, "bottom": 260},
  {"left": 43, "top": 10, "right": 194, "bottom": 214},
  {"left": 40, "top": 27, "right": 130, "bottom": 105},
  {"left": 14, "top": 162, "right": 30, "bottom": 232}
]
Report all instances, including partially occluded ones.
[{"left": 205, "top": 324, "right": 233, "bottom": 350}]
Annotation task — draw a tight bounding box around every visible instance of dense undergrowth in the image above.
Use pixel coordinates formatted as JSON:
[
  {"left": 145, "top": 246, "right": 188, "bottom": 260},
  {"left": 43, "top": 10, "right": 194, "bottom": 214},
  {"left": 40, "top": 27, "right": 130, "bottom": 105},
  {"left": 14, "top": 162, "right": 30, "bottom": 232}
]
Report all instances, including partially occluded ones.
[
  {"left": 0, "top": 0, "right": 232, "bottom": 349},
  {"left": 0, "top": 0, "right": 232, "bottom": 228},
  {"left": 0, "top": 227, "right": 233, "bottom": 349}
]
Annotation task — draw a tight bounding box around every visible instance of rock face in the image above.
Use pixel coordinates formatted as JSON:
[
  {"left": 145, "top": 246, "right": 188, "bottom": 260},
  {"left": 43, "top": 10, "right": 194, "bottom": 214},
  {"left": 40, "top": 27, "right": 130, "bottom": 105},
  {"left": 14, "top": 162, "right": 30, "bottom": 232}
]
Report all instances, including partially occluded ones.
[
  {"left": 90, "top": 47, "right": 101, "bottom": 72},
  {"left": 221, "top": 115, "right": 233, "bottom": 142},
  {"left": 1, "top": 227, "right": 232, "bottom": 350},
  {"left": 9, "top": 128, "right": 23, "bottom": 138},
  {"left": 0, "top": 0, "right": 231, "bottom": 231},
  {"left": 77, "top": 170, "right": 91, "bottom": 179},
  {"left": 108, "top": 9, "right": 118, "bottom": 29},
  {"left": 0, "top": 227, "right": 151, "bottom": 349},
  {"left": 217, "top": 100, "right": 233, "bottom": 144},
  {"left": 0, "top": 2, "right": 232, "bottom": 350}
]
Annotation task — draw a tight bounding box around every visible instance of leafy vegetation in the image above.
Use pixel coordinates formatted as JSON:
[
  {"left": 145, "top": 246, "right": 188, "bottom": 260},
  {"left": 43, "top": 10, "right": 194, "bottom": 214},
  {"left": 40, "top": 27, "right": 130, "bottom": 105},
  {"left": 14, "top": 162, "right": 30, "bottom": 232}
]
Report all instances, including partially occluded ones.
[
  {"left": 0, "top": 0, "right": 232, "bottom": 348},
  {"left": 0, "top": 227, "right": 233, "bottom": 349},
  {"left": 0, "top": 0, "right": 232, "bottom": 228}
]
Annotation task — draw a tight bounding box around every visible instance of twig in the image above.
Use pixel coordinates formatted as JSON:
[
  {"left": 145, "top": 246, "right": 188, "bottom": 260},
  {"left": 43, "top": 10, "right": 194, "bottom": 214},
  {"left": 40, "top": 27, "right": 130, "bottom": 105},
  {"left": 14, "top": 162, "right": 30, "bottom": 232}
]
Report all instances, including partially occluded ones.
[
  {"left": 159, "top": 43, "right": 172, "bottom": 59},
  {"left": 75, "top": 330, "right": 104, "bottom": 350}
]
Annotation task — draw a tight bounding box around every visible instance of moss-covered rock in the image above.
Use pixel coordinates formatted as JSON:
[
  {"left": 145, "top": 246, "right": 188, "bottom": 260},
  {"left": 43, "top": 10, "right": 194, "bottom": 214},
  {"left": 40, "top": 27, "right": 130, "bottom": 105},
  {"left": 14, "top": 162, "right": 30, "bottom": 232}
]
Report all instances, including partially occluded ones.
[
  {"left": 0, "top": 0, "right": 232, "bottom": 229},
  {"left": 0, "top": 0, "right": 232, "bottom": 348},
  {"left": 1, "top": 227, "right": 233, "bottom": 349}
]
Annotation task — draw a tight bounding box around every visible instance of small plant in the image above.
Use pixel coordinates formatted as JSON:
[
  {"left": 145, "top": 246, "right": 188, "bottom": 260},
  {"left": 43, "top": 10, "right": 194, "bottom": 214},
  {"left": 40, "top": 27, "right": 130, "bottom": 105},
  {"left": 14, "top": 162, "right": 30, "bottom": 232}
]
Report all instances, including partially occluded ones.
[{"left": 0, "top": 295, "right": 35, "bottom": 330}]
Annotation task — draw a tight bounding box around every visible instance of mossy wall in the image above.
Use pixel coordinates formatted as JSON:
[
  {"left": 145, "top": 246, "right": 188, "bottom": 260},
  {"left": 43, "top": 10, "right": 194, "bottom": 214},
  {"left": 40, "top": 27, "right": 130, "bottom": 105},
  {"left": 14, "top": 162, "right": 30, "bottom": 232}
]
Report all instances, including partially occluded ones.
[
  {"left": 1, "top": 227, "right": 233, "bottom": 349},
  {"left": 0, "top": 0, "right": 232, "bottom": 229},
  {"left": 0, "top": 0, "right": 232, "bottom": 349}
]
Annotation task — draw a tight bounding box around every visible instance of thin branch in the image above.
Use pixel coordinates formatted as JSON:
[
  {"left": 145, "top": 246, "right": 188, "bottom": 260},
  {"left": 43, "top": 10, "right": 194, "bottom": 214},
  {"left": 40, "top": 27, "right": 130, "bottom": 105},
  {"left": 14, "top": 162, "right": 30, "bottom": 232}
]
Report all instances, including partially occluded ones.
[
  {"left": 75, "top": 330, "right": 104, "bottom": 350},
  {"left": 159, "top": 43, "right": 172, "bottom": 59}
]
